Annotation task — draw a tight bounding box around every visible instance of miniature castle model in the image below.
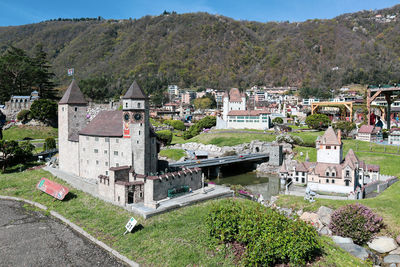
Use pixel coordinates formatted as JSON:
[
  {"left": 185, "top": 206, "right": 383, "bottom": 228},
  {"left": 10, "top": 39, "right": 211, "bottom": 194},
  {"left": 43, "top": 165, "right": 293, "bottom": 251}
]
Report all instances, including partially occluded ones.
[
  {"left": 279, "top": 127, "right": 380, "bottom": 198},
  {"left": 216, "top": 88, "right": 270, "bottom": 130},
  {"left": 58, "top": 80, "right": 202, "bottom": 208},
  {"left": 1, "top": 91, "right": 40, "bottom": 118}
]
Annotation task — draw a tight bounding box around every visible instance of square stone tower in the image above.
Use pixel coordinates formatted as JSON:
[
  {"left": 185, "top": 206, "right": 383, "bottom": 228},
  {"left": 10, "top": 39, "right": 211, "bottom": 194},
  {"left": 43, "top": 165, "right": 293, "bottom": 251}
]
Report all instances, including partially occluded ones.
[
  {"left": 316, "top": 127, "right": 343, "bottom": 164},
  {"left": 122, "top": 81, "right": 157, "bottom": 175},
  {"left": 58, "top": 80, "right": 87, "bottom": 175}
]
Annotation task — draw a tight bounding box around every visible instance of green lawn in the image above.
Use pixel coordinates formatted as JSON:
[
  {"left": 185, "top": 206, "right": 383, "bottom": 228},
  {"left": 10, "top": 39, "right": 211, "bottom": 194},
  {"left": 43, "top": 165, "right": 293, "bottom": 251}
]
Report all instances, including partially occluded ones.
[
  {"left": 0, "top": 169, "right": 234, "bottom": 266},
  {"left": 159, "top": 149, "right": 186, "bottom": 160},
  {"left": 3, "top": 125, "right": 58, "bottom": 140},
  {"left": 0, "top": 168, "right": 369, "bottom": 266}
]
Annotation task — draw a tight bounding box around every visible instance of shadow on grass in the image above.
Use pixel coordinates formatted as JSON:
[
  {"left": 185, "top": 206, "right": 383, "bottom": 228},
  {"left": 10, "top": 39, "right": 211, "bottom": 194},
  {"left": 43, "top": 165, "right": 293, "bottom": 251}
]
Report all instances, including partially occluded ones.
[
  {"left": 63, "top": 192, "right": 77, "bottom": 202},
  {"left": 2, "top": 161, "right": 44, "bottom": 174},
  {"left": 130, "top": 224, "right": 144, "bottom": 234}
]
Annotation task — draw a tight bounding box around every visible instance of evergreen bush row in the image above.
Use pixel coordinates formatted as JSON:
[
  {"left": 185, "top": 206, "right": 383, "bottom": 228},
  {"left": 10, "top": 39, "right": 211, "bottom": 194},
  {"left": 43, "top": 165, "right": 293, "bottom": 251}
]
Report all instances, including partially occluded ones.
[{"left": 206, "top": 199, "right": 322, "bottom": 266}]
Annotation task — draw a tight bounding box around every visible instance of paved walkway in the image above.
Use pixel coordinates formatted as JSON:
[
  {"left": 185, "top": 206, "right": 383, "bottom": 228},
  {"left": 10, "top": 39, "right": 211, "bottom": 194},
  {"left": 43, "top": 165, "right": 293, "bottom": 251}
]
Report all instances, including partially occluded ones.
[
  {"left": 130, "top": 185, "right": 233, "bottom": 218},
  {"left": 44, "top": 166, "right": 98, "bottom": 196},
  {"left": 0, "top": 199, "right": 128, "bottom": 267},
  {"left": 287, "top": 185, "right": 349, "bottom": 200}
]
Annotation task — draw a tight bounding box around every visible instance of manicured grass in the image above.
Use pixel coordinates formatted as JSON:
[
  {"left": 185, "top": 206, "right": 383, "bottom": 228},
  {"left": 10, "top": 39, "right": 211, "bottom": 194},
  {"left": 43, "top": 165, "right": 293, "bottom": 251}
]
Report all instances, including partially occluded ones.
[
  {"left": 159, "top": 149, "right": 186, "bottom": 160},
  {"left": 0, "top": 169, "right": 369, "bottom": 266},
  {"left": 3, "top": 125, "right": 58, "bottom": 140},
  {"left": 179, "top": 130, "right": 324, "bottom": 147},
  {"left": 0, "top": 169, "right": 233, "bottom": 266}
]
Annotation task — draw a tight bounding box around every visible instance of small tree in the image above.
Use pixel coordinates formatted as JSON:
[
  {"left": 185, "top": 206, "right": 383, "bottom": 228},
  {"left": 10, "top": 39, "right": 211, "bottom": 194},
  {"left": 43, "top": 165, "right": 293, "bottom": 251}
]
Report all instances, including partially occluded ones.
[
  {"left": 305, "top": 114, "right": 330, "bottom": 130},
  {"left": 0, "top": 140, "right": 34, "bottom": 172},
  {"left": 272, "top": 117, "right": 283, "bottom": 124},
  {"left": 333, "top": 121, "right": 356, "bottom": 138},
  {"left": 164, "top": 120, "right": 186, "bottom": 131},
  {"left": 30, "top": 99, "right": 58, "bottom": 125},
  {"left": 17, "top": 109, "right": 31, "bottom": 123},
  {"left": 43, "top": 137, "right": 56, "bottom": 151},
  {"left": 156, "top": 130, "right": 173, "bottom": 146}
]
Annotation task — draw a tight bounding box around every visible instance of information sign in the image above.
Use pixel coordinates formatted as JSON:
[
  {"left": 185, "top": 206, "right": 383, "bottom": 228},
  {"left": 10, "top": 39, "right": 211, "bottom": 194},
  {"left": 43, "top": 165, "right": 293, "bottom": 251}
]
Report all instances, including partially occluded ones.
[
  {"left": 124, "top": 217, "right": 137, "bottom": 235},
  {"left": 36, "top": 178, "right": 69, "bottom": 200}
]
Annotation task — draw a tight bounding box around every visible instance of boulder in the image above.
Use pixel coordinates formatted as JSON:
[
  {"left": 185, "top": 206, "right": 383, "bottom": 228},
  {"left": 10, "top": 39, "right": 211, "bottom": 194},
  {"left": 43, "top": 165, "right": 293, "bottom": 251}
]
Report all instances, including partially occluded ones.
[
  {"left": 300, "top": 212, "right": 323, "bottom": 230},
  {"left": 296, "top": 209, "right": 303, "bottom": 217},
  {"left": 337, "top": 243, "right": 371, "bottom": 261},
  {"left": 331, "top": 236, "right": 354, "bottom": 244},
  {"left": 368, "top": 236, "right": 398, "bottom": 254},
  {"left": 390, "top": 247, "right": 400, "bottom": 255},
  {"left": 317, "top": 206, "right": 334, "bottom": 226},
  {"left": 319, "top": 226, "right": 332, "bottom": 236},
  {"left": 384, "top": 255, "right": 400, "bottom": 264}
]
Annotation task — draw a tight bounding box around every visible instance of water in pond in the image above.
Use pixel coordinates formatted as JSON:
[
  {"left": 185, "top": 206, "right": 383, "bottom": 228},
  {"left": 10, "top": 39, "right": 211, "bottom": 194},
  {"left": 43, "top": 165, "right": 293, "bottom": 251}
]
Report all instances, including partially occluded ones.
[{"left": 211, "top": 172, "right": 282, "bottom": 200}]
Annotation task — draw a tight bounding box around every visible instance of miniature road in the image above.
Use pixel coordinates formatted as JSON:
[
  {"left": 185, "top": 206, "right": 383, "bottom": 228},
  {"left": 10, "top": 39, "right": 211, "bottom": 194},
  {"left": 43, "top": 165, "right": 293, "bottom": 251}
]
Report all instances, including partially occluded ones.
[{"left": 0, "top": 199, "right": 128, "bottom": 267}]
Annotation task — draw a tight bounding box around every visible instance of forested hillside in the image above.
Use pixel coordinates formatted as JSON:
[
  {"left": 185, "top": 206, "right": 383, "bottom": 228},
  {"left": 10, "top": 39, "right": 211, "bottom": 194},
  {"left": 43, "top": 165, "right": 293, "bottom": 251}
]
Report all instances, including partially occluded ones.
[{"left": 1, "top": 5, "right": 400, "bottom": 99}]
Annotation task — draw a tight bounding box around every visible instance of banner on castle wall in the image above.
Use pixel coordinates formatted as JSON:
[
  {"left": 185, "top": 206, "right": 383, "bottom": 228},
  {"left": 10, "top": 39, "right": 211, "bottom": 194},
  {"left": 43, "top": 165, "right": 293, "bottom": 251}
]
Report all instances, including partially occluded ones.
[{"left": 123, "top": 122, "right": 130, "bottom": 138}]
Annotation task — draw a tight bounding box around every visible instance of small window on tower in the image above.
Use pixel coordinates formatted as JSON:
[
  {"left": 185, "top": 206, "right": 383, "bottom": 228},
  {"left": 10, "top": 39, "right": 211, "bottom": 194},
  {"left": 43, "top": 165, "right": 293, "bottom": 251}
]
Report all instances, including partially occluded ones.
[
  {"left": 126, "top": 103, "right": 128, "bottom": 108},
  {"left": 137, "top": 140, "right": 139, "bottom": 144},
  {"left": 139, "top": 131, "right": 141, "bottom": 135},
  {"left": 138, "top": 102, "right": 141, "bottom": 108},
  {"left": 62, "top": 107, "right": 64, "bottom": 111},
  {"left": 74, "top": 107, "right": 78, "bottom": 112}
]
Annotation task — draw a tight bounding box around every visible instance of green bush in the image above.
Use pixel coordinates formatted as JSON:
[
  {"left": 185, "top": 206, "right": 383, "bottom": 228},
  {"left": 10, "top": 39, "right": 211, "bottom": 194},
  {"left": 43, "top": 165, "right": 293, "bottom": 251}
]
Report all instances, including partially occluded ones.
[
  {"left": 329, "top": 203, "right": 384, "bottom": 245},
  {"left": 17, "top": 109, "right": 31, "bottom": 122},
  {"left": 43, "top": 137, "right": 56, "bottom": 151},
  {"left": 206, "top": 199, "right": 321, "bottom": 266},
  {"left": 30, "top": 99, "right": 58, "bottom": 125},
  {"left": 183, "top": 116, "right": 216, "bottom": 139},
  {"left": 272, "top": 117, "right": 283, "bottom": 124},
  {"left": 164, "top": 119, "right": 186, "bottom": 131},
  {"left": 156, "top": 130, "right": 173, "bottom": 146},
  {"left": 305, "top": 114, "right": 330, "bottom": 130},
  {"left": 182, "top": 130, "right": 193, "bottom": 140}
]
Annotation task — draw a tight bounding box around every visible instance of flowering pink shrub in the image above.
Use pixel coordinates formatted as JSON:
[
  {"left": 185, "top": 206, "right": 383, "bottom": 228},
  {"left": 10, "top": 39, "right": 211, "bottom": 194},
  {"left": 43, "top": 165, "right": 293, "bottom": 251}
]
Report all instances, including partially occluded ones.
[{"left": 329, "top": 203, "right": 384, "bottom": 245}]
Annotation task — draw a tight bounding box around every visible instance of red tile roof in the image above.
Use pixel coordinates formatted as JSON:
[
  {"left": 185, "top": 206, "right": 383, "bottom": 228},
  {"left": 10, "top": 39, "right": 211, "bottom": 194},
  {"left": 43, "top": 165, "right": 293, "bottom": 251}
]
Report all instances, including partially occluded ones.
[
  {"left": 228, "top": 88, "right": 245, "bottom": 102},
  {"left": 358, "top": 125, "right": 381, "bottom": 134},
  {"left": 80, "top": 110, "right": 123, "bottom": 137},
  {"left": 227, "top": 110, "right": 268, "bottom": 116}
]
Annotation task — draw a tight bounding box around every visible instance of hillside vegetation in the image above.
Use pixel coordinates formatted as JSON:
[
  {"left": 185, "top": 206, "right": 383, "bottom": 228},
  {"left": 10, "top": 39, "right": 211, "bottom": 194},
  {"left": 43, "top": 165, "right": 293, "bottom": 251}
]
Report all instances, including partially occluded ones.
[{"left": 1, "top": 5, "right": 400, "bottom": 97}]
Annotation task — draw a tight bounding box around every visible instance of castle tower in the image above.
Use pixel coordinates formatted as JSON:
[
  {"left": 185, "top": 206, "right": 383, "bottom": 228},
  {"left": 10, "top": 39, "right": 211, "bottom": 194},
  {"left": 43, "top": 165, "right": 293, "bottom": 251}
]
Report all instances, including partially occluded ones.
[
  {"left": 58, "top": 80, "right": 87, "bottom": 175},
  {"left": 316, "top": 127, "right": 343, "bottom": 164},
  {"left": 122, "top": 81, "right": 155, "bottom": 175}
]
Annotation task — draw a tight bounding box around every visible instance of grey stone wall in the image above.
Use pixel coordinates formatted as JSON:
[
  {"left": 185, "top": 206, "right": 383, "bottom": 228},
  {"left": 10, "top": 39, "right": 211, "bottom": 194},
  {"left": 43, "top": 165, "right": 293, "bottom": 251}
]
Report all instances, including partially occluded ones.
[
  {"left": 264, "top": 145, "right": 283, "bottom": 166},
  {"left": 149, "top": 170, "right": 202, "bottom": 202}
]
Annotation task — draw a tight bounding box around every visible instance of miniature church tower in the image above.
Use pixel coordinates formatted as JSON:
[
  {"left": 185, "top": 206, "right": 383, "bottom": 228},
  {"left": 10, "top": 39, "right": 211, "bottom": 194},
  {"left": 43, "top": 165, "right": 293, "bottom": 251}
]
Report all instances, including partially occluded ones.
[
  {"left": 122, "top": 81, "right": 157, "bottom": 175},
  {"left": 316, "top": 127, "right": 343, "bottom": 164},
  {"left": 58, "top": 80, "right": 87, "bottom": 175}
]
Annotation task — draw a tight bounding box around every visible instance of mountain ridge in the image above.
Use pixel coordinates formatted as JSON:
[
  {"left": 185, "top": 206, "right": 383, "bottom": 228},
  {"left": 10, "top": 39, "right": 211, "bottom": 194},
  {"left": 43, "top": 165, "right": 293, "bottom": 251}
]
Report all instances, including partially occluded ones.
[{"left": 1, "top": 5, "right": 400, "bottom": 96}]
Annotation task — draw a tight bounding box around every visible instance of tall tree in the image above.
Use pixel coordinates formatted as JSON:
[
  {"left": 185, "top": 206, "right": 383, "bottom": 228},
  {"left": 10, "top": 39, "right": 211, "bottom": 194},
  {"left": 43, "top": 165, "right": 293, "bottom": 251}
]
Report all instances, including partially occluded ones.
[{"left": 32, "top": 44, "right": 56, "bottom": 99}]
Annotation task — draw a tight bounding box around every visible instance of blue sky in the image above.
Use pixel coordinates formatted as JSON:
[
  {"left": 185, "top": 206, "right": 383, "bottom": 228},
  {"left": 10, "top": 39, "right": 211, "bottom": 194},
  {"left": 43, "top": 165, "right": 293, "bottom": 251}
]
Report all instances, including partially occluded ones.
[{"left": 0, "top": 0, "right": 399, "bottom": 26}]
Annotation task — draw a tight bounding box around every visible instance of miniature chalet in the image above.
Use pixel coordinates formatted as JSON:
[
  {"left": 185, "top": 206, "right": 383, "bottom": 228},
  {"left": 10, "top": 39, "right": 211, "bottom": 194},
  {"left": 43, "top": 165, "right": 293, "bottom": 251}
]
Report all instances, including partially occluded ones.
[{"left": 280, "top": 127, "right": 380, "bottom": 198}]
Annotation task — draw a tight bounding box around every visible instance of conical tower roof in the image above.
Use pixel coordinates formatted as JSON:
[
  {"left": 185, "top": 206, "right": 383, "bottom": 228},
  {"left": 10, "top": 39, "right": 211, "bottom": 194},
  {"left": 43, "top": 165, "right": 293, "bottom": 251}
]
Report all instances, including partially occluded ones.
[
  {"left": 123, "top": 80, "right": 147, "bottom": 99},
  {"left": 59, "top": 80, "right": 87, "bottom": 105}
]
